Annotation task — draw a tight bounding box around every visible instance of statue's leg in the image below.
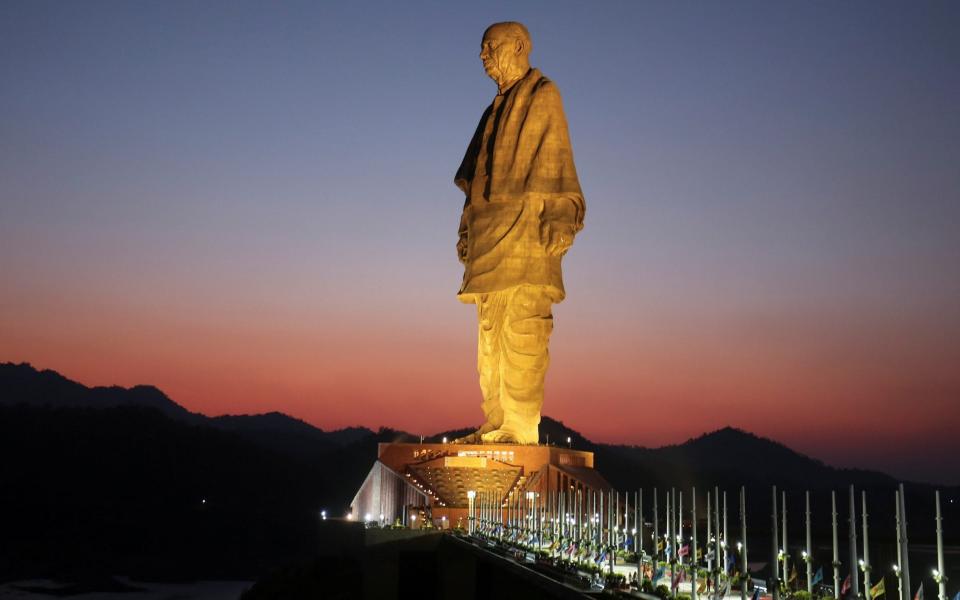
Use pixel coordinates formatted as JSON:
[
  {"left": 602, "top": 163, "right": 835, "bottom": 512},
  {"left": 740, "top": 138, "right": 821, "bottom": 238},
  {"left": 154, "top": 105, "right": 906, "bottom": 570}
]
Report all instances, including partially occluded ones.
[
  {"left": 476, "top": 292, "right": 505, "bottom": 431},
  {"left": 481, "top": 285, "right": 553, "bottom": 444},
  {"left": 455, "top": 292, "right": 506, "bottom": 443}
]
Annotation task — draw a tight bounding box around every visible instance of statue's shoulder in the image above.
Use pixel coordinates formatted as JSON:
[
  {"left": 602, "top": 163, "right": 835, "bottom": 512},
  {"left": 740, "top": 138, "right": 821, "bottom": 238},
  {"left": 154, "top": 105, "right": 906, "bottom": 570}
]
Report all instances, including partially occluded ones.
[{"left": 528, "top": 71, "right": 564, "bottom": 106}]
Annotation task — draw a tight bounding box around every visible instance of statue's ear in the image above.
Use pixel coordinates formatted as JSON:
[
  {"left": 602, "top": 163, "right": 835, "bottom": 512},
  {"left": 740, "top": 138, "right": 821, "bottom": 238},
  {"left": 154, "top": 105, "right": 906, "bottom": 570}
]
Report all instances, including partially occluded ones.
[{"left": 514, "top": 38, "right": 525, "bottom": 56}]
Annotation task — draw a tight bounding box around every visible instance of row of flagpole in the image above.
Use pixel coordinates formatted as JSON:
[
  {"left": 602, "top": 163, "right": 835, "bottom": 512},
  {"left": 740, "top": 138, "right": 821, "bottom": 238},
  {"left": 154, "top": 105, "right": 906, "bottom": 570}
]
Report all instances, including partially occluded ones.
[{"left": 465, "top": 484, "right": 952, "bottom": 600}]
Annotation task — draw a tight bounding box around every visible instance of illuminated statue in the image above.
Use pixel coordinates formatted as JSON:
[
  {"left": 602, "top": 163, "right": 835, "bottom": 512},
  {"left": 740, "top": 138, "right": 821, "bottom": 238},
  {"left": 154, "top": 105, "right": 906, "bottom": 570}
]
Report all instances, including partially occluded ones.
[{"left": 454, "top": 22, "right": 585, "bottom": 444}]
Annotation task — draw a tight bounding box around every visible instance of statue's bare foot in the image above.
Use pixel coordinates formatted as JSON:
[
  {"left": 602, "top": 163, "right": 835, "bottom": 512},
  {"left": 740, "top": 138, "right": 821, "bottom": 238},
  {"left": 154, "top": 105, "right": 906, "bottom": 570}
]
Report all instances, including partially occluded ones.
[
  {"left": 480, "top": 428, "right": 520, "bottom": 444},
  {"left": 452, "top": 431, "right": 482, "bottom": 444},
  {"left": 453, "top": 421, "right": 499, "bottom": 444}
]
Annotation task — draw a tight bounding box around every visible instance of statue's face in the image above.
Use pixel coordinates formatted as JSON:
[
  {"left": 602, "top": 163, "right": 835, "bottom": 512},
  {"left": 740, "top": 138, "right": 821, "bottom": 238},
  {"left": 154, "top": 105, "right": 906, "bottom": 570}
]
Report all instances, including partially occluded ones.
[{"left": 479, "top": 27, "right": 520, "bottom": 83}]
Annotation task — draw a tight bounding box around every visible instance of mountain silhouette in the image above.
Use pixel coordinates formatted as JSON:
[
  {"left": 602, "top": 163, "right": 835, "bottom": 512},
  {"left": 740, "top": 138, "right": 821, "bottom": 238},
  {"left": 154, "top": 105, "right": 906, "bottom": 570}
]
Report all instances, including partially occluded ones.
[{"left": 1, "top": 360, "right": 956, "bottom": 584}]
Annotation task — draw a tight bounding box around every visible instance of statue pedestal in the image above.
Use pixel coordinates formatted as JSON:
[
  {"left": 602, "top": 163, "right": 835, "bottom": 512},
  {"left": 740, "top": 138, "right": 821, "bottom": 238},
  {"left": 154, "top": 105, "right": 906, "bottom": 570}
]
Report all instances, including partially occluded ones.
[{"left": 350, "top": 441, "right": 610, "bottom": 528}]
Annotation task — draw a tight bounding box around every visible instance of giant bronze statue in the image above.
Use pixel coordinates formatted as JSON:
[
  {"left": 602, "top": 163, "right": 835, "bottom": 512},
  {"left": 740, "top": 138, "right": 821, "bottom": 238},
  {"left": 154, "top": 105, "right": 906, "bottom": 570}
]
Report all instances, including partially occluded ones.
[{"left": 454, "top": 22, "right": 585, "bottom": 445}]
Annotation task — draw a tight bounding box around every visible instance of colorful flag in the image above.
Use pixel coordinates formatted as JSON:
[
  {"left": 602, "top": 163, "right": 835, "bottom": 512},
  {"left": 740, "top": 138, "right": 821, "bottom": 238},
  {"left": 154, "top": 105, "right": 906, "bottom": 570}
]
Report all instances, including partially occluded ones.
[
  {"left": 790, "top": 567, "right": 798, "bottom": 583},
  {"left": 654, "top": 566, "right": 666, "bottom": 582},
  {"left": 596, "top": 551, "right": 608, "bottom": 565},
  {"left": 680, "top": 544, "right": 690, "bottom": 557},
  {"left": 842, "top": 575, "right": 851, "bottom": 597},
  {"left": 726, "top": 553, "right": 736, "bottom": 574},
  {"left": 659, "top": 540, "right": 665, "bottom": 552},
  {"left": 751, "top": 586, "right": 761, "bottom": 600},
  {"left": 870, "top": 578, "right": 885, "bottom": 599},
  {"left": 812, "top": 567, "right": 824, "bottom": 586},
  {"left": 913, "top": 583, "right": 923, "bottom": 600}
]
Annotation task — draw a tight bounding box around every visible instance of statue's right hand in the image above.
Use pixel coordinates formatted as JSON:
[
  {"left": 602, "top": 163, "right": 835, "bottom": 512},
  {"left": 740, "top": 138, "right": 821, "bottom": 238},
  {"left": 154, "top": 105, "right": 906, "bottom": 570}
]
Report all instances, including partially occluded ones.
[{"left": 457, "top": 235, "right": 468, "bottom": 264}]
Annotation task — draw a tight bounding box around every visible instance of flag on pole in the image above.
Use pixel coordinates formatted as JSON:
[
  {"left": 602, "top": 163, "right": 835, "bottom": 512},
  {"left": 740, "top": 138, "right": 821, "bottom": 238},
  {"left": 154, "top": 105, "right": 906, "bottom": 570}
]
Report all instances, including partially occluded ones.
[
  {"left": 680, "top": 544, "right": 690, "bottom": 557},
  {"left": 654, "top": 566, "right": 666, "bottom": 582},
  {"left": 870, "top": 578, "right": 885, "bottom": 599},
  {"left": 751, "top": 586, "right": 761, "bottom": 600},
  {"left": 789, "top": 566, "right": 798, "bottom": 583},
  {"left": 913, "top": 584, "right": 923, "bottom": 600},
  {"left": 841, "top": 574, "right": 851, "bottom": 597},
  {"left": 812, "top": 567, "right": 824, "bottom": 586}
]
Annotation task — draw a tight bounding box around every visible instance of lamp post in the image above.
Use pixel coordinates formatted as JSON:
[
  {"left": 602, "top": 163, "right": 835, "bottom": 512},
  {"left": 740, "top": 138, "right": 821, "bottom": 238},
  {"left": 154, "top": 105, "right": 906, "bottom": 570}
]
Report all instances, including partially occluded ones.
[
  {"left": 740, "top": 486, "right": 748, "bottom": 600},
  {"left": 862, "top": 491, "right": 871, "bottom": 600},
  {"left": 832, "top": 491, "right": 840, "bottom": 600},
  {"left": 527, "top": 491, "right": 536, "bottom": 548},
  {"left": 898, "top": 484, "right": 911, "bottom": 600},
  {"left": 468, "top": 490, "right": 476, "bottom": 534},
  {"left": 849, "top": 485, "right": 860, "bottom": 599},
  {"left": 934, "top": 491, "right": 947, "bottom": 600},
  {"left": 806, "top": 491, "right": 813, "bottom": 595}
]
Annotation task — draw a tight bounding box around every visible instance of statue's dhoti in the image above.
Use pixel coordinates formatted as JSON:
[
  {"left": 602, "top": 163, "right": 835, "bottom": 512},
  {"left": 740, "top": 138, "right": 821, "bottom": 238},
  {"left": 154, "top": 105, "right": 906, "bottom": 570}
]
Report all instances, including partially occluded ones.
[{"left": 474, "top": 284, "right": 554, "bottom": 444}]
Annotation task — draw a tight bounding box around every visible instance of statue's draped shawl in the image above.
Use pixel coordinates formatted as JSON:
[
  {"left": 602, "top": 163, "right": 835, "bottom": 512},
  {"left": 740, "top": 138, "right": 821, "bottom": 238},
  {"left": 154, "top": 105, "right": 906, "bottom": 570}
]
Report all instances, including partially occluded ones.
[
  {"left": 455, "top": 68, "right": 583, "bottom": 201},
  {"left": 454, "top": 68, "right": 584, "bottom": 302}
]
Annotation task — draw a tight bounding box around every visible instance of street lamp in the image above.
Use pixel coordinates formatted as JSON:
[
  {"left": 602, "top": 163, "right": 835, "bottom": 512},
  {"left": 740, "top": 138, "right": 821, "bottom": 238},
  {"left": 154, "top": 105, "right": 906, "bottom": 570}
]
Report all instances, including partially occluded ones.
[{"left": 467, "top": 490, "right": 476, "bottom": 534}]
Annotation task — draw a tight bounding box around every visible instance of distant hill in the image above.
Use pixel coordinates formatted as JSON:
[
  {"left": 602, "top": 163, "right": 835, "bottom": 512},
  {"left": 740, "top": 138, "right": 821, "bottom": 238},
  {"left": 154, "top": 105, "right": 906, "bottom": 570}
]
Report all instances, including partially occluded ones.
[{"left": 1, "top": 360, "right": 956, "bottom": 582}]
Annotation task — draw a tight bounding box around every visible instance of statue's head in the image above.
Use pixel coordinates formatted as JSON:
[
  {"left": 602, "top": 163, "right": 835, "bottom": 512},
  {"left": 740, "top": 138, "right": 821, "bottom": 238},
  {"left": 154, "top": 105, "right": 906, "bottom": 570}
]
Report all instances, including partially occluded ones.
[{"left": 480, "top": 22, "right": 532, "bottom": 90}]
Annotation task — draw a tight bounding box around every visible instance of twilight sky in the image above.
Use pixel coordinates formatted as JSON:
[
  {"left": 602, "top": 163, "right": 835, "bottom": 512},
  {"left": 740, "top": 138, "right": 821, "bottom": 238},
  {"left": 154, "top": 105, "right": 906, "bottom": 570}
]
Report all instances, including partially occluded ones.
[{"left": 2, "top": 1, "right": 959, "bottom": 484}]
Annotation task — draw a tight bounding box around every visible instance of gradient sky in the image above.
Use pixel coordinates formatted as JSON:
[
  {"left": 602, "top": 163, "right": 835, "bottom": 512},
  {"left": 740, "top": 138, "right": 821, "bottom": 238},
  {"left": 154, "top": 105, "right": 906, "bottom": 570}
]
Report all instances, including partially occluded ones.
[{"left": 2, "top": 1, "right": 959, "bottom": 484}]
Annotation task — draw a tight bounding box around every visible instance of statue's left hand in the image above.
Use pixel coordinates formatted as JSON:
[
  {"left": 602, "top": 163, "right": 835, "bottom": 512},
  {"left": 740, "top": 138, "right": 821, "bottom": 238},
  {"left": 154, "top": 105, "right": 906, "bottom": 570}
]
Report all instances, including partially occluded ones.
[{"left": 540, "top": 219, "right": 576, "bottom": 257}]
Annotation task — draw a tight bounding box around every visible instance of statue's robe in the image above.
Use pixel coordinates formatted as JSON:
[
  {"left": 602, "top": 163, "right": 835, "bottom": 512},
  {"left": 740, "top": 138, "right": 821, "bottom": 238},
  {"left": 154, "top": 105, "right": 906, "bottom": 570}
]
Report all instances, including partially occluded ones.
[{"left": 455, "top": 68, "right": 585, "bottom": 303}]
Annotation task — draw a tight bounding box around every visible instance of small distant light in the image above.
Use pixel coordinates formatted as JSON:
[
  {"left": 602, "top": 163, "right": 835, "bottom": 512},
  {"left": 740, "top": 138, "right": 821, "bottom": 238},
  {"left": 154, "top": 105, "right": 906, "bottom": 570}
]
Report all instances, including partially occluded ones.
[
  {"left": 347, "top": 513, "right": 353, "bottom": 520},
  {"left": 442, "top": 437, "right": 447, "bottom": 443},
  {"left": 632, "top": 528, "right": 637, "bottom": 535},
  {"left": 321, "top": 510, "right": 327, "bottom": 520},
  {"left": 933, "top": 569, "right": 940, "bottom": 577},
  {"left": 859, "top": 559, "right": 865, "bottom": 567},
  {"left": 411, "top": 515, "right": 416, "bottom": 522},
  {"left": 201, "top": 499, "right": 206, "bottom": 504},
  {"left": 442, "top": 516, "right": 447, "bottom": 521},
  {"left": 379, "top": 513, "right": 384, "bottom": 521},
  {"left": 737, "top": 542, "right": 743, "bottom": 551}
]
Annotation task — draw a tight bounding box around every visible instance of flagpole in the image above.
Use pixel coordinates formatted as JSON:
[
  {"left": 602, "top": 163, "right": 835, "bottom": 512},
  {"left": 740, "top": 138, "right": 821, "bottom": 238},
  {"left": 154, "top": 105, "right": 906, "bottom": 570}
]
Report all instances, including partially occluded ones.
[
  {"left": 672, "top": 488, "right": 678, "bottom": 598},
  {"left": 716, "top": 486, "right": 722, "bottom": 600},
  {"left": 806, "top": 490, "right": 813, "bottom": 595},
  {"left": 708, "top": 491, "right": 714, "bottom": 576},
  {"left": 773, "top": 485, "right": 781, "bottom": 600},
  {"left": 724, "top": 490, "right": 729, "bottom": 584},
  {"left": 740, "top": 486, "right": 748, "bottom": 600},
  {"left": 898, "top": 484, "right": 911, "bottom": 600},
  {"left": 693, "top": 487, "right": 699, "bottom": 600},
  {"left": 783, "top": 490, "right": 789, "bottom": 589},
  {"left": 850, "top": 485, "right": 860, "bottom": 599},
  {"left": 895, "top": 492, "right": 904, "bottom": 600},
  {"left": 680, "top": 489, "right": 685, "bottom": 568},
  {"left": 655, "top": 487, "right": 660, "bottom": 569},
  {"left": 637, "top": 489, "right": 643, "bottom": 581},
  {"left": 863, "top": 491, "right": 872, "bottom": 600},
  {"left": 833, "top": 490, "right": 841, "bottom": 600},
  {"left": 935, "top": 490, "right": 945, "bottom": 600},
  {"left": 610, "top": 488, "right": 615, "bottom": 575}
]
